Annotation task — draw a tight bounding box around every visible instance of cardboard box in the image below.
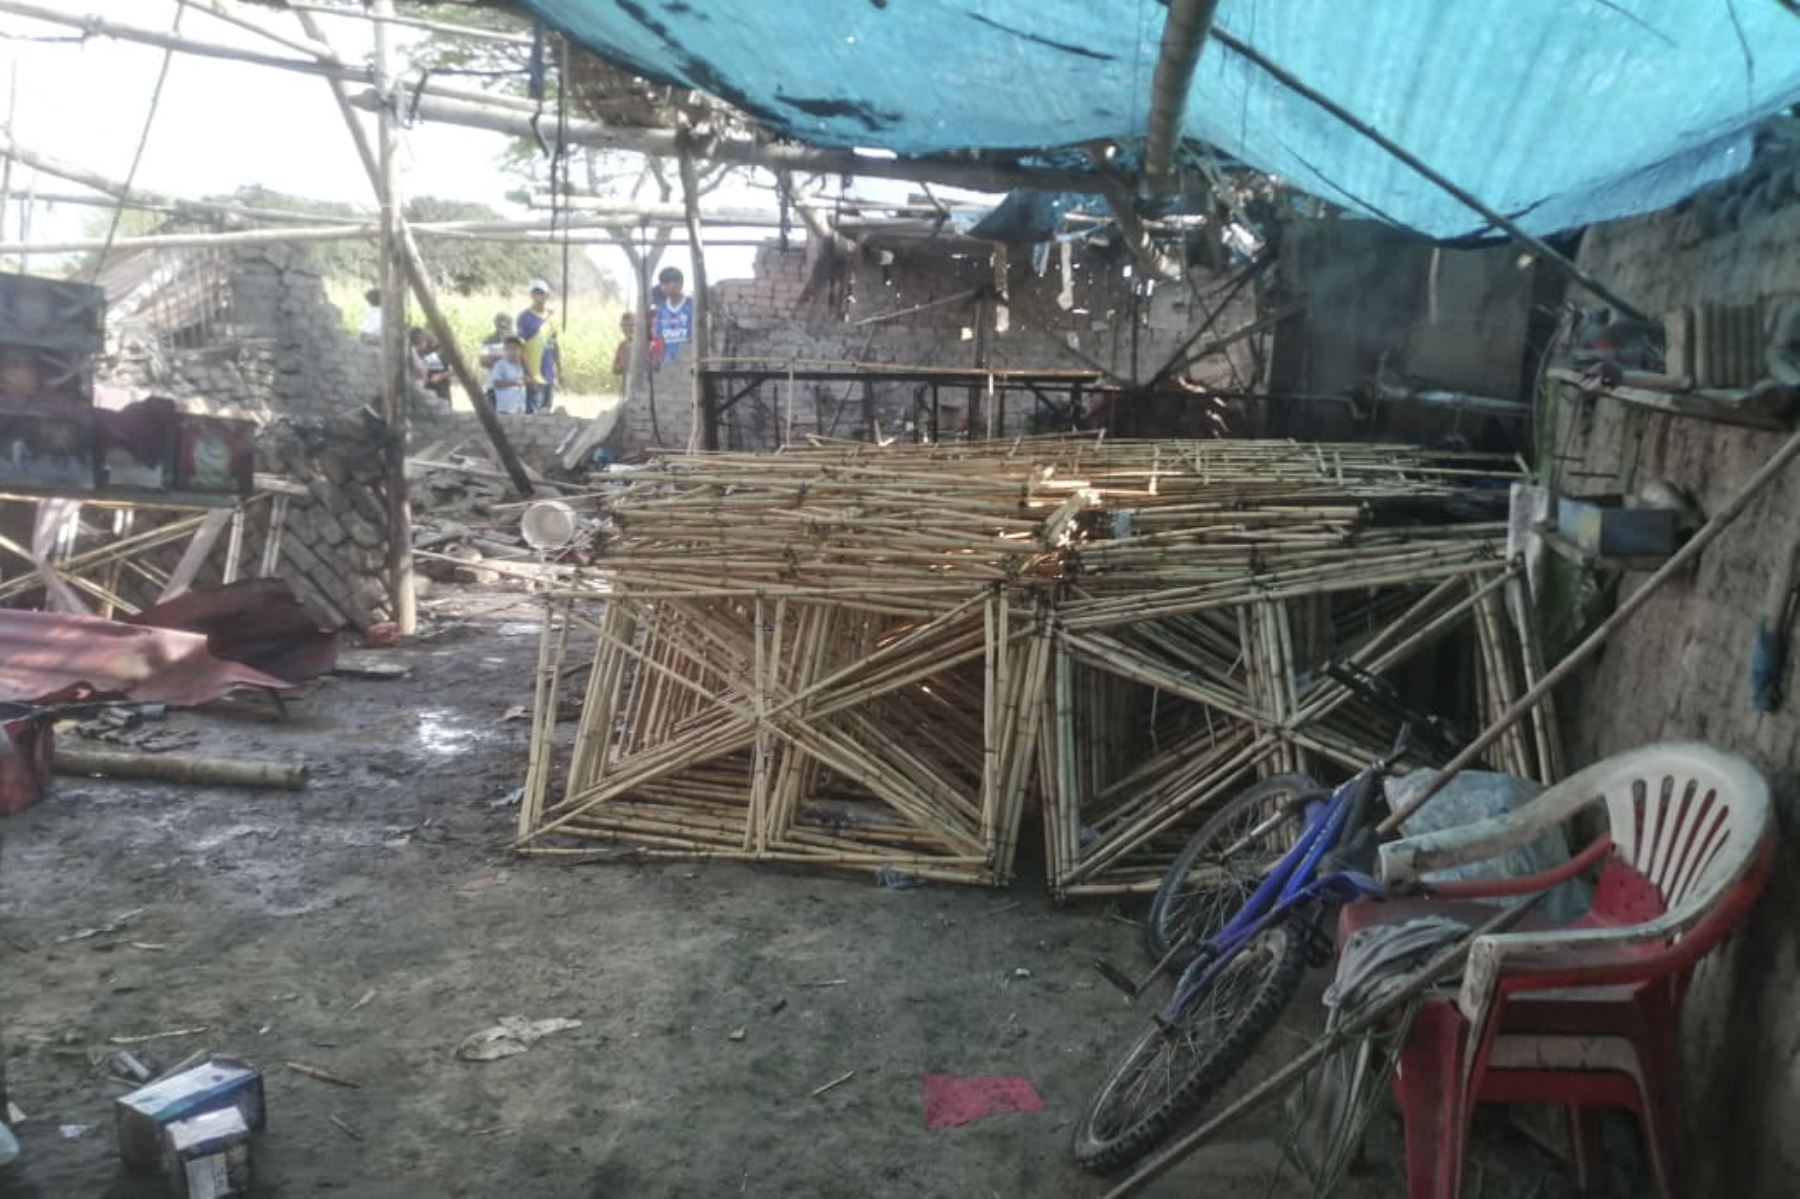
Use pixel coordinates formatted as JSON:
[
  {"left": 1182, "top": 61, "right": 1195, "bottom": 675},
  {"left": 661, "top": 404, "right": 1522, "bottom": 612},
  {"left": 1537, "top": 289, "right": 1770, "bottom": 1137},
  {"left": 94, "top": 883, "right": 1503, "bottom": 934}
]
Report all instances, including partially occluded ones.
[
  {"left": 114, "top": 1057, "right": 264, "bottom": 1172},
  {"left": 162, "top": 1107, "right": 252, "bottom": 1199},
  {"left": 0, "top": 408, "right": 97, "bottom": 490},
  {"left": 0, "top": 273, "right": 104, "bottom": 353},
  {"left": 175, "top": 415, "right": 254, "bottom": 497}
]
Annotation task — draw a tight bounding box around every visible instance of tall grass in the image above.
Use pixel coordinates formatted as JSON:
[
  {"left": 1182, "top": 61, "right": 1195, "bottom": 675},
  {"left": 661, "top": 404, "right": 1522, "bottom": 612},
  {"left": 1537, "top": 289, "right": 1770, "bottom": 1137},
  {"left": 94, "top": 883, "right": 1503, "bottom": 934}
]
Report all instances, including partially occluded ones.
[{"left": 324, "top": 278, "right": 625, "bottom": 397}]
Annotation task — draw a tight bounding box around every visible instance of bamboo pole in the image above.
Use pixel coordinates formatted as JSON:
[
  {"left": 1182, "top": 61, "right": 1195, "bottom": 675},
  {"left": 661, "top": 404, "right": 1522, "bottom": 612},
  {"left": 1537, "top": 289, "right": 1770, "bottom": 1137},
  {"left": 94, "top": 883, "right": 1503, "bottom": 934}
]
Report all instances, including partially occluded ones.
[
  {"left": 57, "top": 747, "right": 306, "bottom": 790},
  {"left": 372, "top": 1, "right": 415, "bottom": 638},
  {"left": 0, "top": 0, "right": 367, "bottom": 83}
]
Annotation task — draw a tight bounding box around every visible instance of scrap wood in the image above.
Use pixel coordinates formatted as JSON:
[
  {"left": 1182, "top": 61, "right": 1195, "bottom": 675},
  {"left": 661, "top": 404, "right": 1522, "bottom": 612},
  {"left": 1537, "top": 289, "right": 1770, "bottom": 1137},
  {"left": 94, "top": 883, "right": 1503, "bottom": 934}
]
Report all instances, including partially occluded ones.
[
  {"left": 285, "top": 1060, "right": 361, "bottom": 1089},
  {"left": 808, "top": 1070, "right": 856, "bottom": 1098},
  {"left": 329, "top": 1112, "right": 364, "bottom": 1141},
  {"left": 108, "top": 1028, "right": 208, "bottom": 1046}
]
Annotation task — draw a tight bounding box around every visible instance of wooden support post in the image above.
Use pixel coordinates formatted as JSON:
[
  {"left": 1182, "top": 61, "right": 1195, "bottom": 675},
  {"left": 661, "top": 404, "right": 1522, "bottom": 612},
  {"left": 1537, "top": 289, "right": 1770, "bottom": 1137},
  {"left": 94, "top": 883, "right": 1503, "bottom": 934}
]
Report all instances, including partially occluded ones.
[
  {"left": 677, "top": 140, "right": 713, "bottom": 452},
  {"left": 221, "top": 506, "right": 246, "bottom": 585},
  {"left": 397, "top": 220, "right": 536, "bottom": 496},
  {"left": 371, "top": 0, "right": 416, "bottom": 636},
  {"left": 260, "top": 493, "right": 289, "bottom": 578},
  {"left": 296, "top": 5, "right": 532, "bottom": 503}
]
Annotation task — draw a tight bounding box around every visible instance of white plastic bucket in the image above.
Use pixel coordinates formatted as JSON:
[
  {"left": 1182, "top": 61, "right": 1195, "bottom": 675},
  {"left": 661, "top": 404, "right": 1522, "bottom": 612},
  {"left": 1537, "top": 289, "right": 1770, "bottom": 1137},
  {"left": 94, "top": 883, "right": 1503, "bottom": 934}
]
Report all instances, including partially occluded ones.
[{"left": 520, "top": 500, "right": 579, "bottom": 550}]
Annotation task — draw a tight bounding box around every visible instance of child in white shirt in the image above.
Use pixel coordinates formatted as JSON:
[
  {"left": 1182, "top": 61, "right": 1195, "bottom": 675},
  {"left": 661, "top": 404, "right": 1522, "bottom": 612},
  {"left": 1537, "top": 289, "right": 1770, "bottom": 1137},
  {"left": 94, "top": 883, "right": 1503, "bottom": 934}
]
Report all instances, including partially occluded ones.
[{"left": 489, "top": 336, "right": 529, "bottom": 415}]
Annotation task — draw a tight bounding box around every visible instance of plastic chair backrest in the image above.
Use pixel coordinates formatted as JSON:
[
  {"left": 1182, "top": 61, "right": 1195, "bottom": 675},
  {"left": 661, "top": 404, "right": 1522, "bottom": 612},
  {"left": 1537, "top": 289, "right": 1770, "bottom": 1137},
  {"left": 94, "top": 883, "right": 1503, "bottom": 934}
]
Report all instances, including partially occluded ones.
[
  {"left": 1539, "top": 743, "right": 1768, "bottom": 932},
  {"left": 1381, "top": 743, "right": 1771, "bottom": 947}
]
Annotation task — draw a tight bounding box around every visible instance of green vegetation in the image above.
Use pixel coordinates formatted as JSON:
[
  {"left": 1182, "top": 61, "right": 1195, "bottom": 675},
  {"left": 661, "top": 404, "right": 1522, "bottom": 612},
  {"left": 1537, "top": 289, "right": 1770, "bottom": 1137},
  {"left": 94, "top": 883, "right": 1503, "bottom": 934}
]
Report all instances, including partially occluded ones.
[{"left": 323, "top": 278, "right": 625, "bottom": 399}]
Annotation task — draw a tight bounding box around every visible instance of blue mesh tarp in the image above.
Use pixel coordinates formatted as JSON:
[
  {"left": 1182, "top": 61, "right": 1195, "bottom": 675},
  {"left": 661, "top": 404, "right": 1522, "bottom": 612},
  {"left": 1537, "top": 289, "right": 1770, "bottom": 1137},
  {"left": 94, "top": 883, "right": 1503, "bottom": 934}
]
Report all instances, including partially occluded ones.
[{"left": 520, "top": 1, "right": 1800, "bottom": 239}]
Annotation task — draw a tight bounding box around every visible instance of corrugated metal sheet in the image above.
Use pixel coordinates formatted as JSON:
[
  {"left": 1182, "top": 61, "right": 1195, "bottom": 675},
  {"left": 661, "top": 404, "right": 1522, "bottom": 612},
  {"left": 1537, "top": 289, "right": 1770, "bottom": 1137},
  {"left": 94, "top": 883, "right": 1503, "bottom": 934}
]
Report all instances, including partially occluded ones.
[{"left": 521, "top": 0, "right": 1800, "bottom": 238}]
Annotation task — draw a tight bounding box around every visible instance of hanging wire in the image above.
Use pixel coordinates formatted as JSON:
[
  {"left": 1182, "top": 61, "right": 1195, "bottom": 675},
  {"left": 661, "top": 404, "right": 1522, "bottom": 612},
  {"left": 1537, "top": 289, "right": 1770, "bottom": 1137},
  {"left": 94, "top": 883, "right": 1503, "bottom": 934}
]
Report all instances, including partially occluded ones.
[
  {"left": 557, "top": 36, "right": 572, "bottom": 346},
  {"left": 91, "top": 4, "right": 183, "bottom": 283}
]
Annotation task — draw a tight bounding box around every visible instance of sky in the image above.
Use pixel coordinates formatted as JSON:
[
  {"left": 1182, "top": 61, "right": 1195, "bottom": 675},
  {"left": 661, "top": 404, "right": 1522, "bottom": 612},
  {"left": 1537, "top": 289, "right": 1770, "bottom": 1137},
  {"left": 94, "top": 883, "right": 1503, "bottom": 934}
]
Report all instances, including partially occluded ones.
[{"left": 0, "top": 0, "right": 767, "bottom": 289}]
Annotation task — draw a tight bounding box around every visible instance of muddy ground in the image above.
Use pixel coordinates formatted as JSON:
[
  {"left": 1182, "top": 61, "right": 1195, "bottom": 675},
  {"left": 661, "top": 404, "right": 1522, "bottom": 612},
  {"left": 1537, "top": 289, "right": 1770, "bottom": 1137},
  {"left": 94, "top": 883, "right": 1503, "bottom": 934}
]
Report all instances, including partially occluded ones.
[{"left": 1, "top": 587, "right": 1595, "bottom": 1198}]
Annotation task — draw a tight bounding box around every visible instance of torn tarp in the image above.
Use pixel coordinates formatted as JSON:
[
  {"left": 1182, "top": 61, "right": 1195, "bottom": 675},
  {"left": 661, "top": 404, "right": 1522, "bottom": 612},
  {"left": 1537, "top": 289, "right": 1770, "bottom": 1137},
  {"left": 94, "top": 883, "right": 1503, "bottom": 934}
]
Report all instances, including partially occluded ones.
[{"left": 0, "top": 610, "right": 293, "bottom": 707}]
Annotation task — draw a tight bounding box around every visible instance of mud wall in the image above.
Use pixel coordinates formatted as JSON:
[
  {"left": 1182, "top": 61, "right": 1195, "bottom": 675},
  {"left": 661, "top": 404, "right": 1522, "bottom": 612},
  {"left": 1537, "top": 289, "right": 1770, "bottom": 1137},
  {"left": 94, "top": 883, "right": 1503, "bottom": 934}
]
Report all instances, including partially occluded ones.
[{"left": 1550, "top": 181, "right": 1800, "bottom": 1195}]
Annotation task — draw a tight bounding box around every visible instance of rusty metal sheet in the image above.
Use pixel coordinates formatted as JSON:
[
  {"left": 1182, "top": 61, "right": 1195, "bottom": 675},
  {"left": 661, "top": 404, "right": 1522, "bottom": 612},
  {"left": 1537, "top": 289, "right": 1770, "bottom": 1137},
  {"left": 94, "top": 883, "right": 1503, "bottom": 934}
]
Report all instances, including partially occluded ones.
[
  {"left": 0, "top": 609, "right": 293, "bottom": 707},
  {"left": 133, "top": 579, "right": 337, "bottom": 685}
]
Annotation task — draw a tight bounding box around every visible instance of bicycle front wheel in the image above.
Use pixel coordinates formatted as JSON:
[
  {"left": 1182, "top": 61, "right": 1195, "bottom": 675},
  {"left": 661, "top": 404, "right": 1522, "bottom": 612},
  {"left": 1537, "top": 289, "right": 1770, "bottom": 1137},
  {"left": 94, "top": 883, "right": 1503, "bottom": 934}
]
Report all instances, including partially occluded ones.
[
  {"left": 1146, "top": 772, "right": 1319, "bottom": 965},
  {"left": 1071, "top": 919, "right": 1308, "bottom": 1173}
]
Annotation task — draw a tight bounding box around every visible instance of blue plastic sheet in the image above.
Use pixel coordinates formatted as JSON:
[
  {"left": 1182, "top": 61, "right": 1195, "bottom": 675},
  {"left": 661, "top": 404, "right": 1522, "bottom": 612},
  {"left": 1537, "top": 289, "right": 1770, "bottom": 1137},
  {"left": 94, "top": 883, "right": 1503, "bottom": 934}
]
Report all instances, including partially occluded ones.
[{"left": 520, "top": 1, "right": 1800, "bottom": 239}]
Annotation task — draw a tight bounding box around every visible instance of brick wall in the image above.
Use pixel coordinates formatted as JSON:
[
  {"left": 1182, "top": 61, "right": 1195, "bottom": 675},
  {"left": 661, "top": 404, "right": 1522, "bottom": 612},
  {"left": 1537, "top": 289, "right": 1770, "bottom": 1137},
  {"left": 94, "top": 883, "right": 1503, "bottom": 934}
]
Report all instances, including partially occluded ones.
[{"left": 104, "top": 243, "right": 376, "bottom": 423}]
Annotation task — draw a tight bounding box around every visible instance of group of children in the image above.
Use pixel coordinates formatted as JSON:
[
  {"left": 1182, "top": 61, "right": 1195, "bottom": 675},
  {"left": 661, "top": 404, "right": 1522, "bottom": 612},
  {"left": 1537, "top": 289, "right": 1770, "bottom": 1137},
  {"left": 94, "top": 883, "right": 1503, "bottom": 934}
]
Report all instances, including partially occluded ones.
[
  {"left": 391, "top": 267, "right": 698, "bottom": 417},
  {"left": 477, "top": 278, "right": 560, "bottom": 415}
]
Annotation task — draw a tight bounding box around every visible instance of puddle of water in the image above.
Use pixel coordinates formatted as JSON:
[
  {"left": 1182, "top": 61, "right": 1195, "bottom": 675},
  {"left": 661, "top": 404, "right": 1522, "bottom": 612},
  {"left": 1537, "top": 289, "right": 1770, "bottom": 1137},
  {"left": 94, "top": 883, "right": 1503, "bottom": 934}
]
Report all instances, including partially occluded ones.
[{"left": 416, "top": 708, "right": 484, "bottom": 755}]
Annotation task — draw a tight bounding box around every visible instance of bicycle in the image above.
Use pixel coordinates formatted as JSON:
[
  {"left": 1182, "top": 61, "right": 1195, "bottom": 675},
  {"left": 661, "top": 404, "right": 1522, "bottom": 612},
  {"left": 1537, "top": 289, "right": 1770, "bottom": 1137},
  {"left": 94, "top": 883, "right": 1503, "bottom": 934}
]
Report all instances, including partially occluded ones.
[{"left": 1072, "top": 682, "right": 1459, "bottom": 1173}]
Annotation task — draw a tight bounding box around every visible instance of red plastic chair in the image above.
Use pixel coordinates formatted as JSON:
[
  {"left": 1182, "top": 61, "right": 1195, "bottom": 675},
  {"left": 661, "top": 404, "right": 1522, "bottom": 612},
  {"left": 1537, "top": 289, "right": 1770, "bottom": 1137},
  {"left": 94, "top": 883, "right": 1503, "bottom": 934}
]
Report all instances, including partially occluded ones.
[{"left": 1341, "top": 743, "right": 1775, "bottom": 1198}]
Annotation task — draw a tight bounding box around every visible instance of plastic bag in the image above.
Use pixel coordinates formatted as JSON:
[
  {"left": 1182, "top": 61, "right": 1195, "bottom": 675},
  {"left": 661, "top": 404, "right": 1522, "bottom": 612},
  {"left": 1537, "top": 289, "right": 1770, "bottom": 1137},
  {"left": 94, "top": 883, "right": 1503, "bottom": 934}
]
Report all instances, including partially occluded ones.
[{"left": 1385, "top": 769, "right": 1592, "bottom": 924}]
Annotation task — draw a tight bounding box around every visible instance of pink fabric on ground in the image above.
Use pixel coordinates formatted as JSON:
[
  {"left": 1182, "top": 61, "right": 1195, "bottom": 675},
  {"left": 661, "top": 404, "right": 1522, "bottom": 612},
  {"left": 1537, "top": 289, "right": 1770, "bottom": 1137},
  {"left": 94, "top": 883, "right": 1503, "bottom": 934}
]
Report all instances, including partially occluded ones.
[{"left": 921, "top": 1074, "right": 1045, "bottom": 1130}]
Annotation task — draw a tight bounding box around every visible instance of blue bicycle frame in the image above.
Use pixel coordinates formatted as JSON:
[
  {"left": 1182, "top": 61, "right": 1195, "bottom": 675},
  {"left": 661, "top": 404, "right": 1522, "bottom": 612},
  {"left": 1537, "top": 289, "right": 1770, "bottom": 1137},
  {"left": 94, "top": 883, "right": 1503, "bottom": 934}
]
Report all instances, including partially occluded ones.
[{"left": 1159, "top": 772, "right": 1384, "bottom": 1022}]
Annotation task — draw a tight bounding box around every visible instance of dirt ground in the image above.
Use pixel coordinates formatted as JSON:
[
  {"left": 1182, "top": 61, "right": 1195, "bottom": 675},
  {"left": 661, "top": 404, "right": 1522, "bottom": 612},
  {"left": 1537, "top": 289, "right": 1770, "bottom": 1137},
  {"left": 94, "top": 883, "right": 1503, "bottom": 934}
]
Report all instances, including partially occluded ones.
[{"left": 1, "top": 586, "right": 1594, "bottom": 1198}]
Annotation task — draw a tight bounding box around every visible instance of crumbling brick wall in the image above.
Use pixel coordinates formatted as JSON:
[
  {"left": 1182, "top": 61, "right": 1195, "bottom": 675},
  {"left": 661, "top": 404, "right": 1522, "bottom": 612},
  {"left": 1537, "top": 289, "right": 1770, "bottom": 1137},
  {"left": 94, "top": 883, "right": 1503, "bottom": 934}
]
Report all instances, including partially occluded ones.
[
  {"left": 103, "top": 243, "right": 376, "bottom": 422},
  {"left": 257, "top": 418, "right": 395, "bottom": 630}
]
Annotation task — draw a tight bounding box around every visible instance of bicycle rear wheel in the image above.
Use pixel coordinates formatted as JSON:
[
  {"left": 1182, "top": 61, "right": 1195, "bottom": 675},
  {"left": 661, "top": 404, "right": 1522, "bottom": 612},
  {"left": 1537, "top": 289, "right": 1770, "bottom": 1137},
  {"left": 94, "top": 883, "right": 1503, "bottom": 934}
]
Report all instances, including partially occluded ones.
[
  {"left": 1072, "top": 919, "right": 1309, "bottom": 1173},
  {"left": 1145, "top": 772, "right": 1319, "bottom": 965}
]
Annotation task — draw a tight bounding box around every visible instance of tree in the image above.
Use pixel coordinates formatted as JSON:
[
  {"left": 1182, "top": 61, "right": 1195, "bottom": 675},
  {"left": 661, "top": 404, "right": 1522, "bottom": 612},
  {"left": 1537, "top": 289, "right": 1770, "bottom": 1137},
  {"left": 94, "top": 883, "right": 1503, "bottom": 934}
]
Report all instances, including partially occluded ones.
[{"left": 407, "top": 6, "right": 742, "bottom": 398}]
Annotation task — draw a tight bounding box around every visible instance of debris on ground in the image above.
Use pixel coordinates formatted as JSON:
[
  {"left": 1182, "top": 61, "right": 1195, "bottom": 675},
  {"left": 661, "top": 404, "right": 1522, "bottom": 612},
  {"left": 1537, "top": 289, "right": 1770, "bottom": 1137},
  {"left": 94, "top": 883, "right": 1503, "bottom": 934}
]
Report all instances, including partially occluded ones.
[
  {"left": 71, "top": 704, "right": 196, "bottom": 754},
  {"left": 54, "top": 908, "right": 147, "bottom": 944},
  {"left": 55, "top": 748, "right": 306, "bottom": 791},
  {"left": 921, "top": 1074, "right": 1045, "bottom": 1130},
  {"left": 162, "top": 1105, "right": 253, "bottom": 1198},
  {"left": 283, "top": 1061, "right": 360, "bottom": 1090},
  {"left": 114, "top": 1056, "right": 264, "bottom": 1172},
  {"left": 454, "top": 1016, "right": 582, "bottom": 1063},
  {"left": 807, "top": 1070, "right": 856, "bottom": 1099},
  {"left": 328, "top": 653, "right": 412, "bottom": 682},
  {"left": 109, "top": 1028, "right": 209, "bottom": 1048}
]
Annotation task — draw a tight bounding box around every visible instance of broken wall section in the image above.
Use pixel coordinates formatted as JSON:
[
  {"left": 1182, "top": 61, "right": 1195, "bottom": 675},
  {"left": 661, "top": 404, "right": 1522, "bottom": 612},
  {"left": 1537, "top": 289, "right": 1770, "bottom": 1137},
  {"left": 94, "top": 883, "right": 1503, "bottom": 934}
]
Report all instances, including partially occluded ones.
[{"left": 613, "top": 239, "right": 1259, "bottom": 451}]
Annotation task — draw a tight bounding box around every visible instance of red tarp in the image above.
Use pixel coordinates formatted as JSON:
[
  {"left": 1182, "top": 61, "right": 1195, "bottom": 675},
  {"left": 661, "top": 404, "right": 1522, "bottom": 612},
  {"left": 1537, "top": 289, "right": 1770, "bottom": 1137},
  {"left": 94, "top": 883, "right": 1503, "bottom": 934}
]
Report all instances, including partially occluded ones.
[{"left": 0, "top": 609, "right": 293, "bottom": 706}]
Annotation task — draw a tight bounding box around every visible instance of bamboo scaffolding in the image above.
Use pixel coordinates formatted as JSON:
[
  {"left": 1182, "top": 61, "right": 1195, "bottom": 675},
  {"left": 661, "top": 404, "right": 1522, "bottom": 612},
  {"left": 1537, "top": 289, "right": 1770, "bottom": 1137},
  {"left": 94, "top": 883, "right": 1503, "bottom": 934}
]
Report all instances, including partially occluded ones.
[{"left": 516, "top": 435, "right": 1554, "bottom": 892}]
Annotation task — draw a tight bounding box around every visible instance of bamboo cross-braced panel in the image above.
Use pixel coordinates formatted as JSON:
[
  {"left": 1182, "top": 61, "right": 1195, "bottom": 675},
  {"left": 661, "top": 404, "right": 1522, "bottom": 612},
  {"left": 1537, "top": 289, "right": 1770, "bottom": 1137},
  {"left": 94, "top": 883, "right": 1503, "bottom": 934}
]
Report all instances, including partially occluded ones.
[{"left": 515, "top": 435, "right": 1559, "bottom": 892}]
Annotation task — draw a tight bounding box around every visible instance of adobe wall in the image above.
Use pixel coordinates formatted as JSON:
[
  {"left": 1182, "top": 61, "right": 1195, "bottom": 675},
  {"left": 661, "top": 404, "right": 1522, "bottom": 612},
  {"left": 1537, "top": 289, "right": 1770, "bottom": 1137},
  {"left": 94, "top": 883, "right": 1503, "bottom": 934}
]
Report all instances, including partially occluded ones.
[{"left": 1549, "top": 166, "right": 1800, "bottom": 1194}]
